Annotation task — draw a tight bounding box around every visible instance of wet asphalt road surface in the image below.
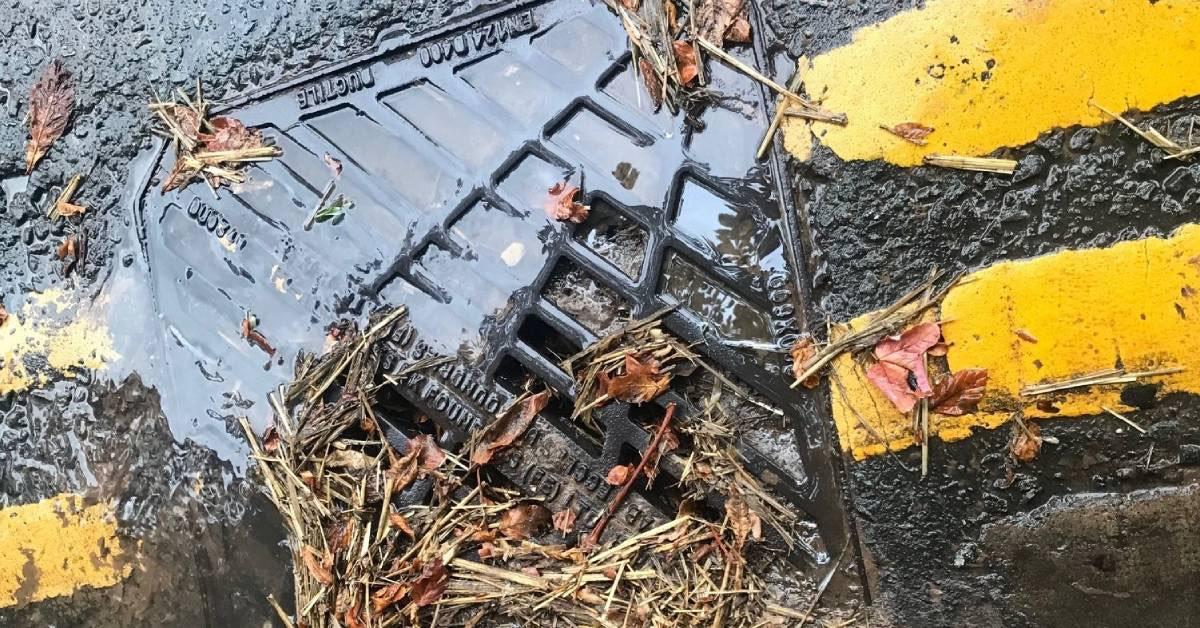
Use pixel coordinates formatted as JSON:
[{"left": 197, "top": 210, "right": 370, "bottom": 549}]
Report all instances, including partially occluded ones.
[{"left": 0, "top": 0, "right": 1198, "bottom": 626}]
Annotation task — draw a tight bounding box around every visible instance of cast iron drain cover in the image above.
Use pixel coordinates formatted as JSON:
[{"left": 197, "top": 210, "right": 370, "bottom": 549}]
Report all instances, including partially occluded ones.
[{"left": 134, "top": 0, "right": 851, "bottom": 564}]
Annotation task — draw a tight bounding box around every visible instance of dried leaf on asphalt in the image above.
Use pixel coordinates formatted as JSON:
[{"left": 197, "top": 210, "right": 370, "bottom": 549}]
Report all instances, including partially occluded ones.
[
  {"left": 410, "top": 559, "right": 449, "bottom": 607},
  {"left": 544, "top": 181, "right": 590, "bottom": 223},
  {"left": 673, "top": 40, "right": 699, "bottom": 85},
  {"left": 552, "top": 508, "right": 577, "bottom": 534},
  {"left": 407, "top": 434, "right": 446, "bottom": 471},
  {"left": 323, "top": 153, "right": 343, "bottom": 177},
  {"left": 884, "top": 122, "right": 935, "bottom": 145},
  {"left": 789, "top": 334, "right": 820, "bottom": 388},
  {"left": 199, "top": 116, "right": 263, "bottom": 152},
  {"left": 696, "top": 0, "right": 745, "bottom": 48},
  {"left": 498, "top": 503, "right": 551, "bottom": 541},
  {"left": 1009, "top": 421, "right": 1042, "bottom": 463},
  {"left": 471, "top": 390, "right": 551, "bottom": 465},
  {"left": 26, "top": 59, "right": 74, "bottom": 173},
  {"left": 930, "top": 368, "right": 988, "bottom": 416},
  {"left": 300, "top": 545, "right": 335, "bottom": 586},
  {"left": 606, "top": 463, "right": 635, "bottom": 486},
  {"left": 598, "top": 353, "right": 671, "bottom": 404},
  {"left": 866, "top": 322, "right": 942, "bottom": 413},
  {"left": 638, "top": 57, "right": 663, "bottom": 110}
]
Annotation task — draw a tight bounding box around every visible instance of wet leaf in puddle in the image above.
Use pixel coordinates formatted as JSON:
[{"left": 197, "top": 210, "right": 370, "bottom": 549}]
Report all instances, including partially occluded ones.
[
  {"left": 26, "top": 59, "right": 74, "bottom": 173},
  {"left": 673, "top": 40, "right": 699, "bottom": 85},
  {"left": 470, "top": 390, "right": 551, "bottom": 465},
  {"left": 789, "top": 334, "right": 820, "bottom": 388},
  {"left": 930, "top": 368, "right": 988, "bottom": 416},
  {"left": 544, "top": 182, "right": 589, "bottom": 223},
  {"left": 606, "top": 463, "right": 635, "bottom": 486},
  {"left": 1009, "top": 421, "right": 1042, "bottom": 463},
  {"left": 552, "top": 508, "right": 577, "bottom": 534},
  {"left": 884, "top": 122, "right": 935, "bottom": 145},
  {"left": 498, "top": 503, "right": 551, "bottom": 540},
  {"left": 598, "top": 353, "right": 671, "bottom": 404},
  {"left": 410, "top": 559, "right": 449, "bottom": 607},
  {"left": 638, "top": 57, "right": 663, "bottom": 110},
  {"left": 323, "top": 152, "right": 343, "bottom": 177},
  {"left": 301, "top": 544, "right": 335, "bottom": 586}
]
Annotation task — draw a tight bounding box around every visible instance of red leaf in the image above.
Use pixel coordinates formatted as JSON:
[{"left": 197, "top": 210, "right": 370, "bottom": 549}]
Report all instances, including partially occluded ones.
[
  {"left": 673, "top": 40, "right": 699, "bottom": 85},
  {"left": 724, "top": 13, "right": 751, "bottom": 44},
  {"left": 410, "top": 559, "right": 449, "bottom": 607},
  {"left": 388, "top": 512, "right": 415, "bottom": 537},
  {"left": 240, "top": 317, "right": 277, "bottom": 357},
  {"left": 866, "top": 360, "right": 920, "bottom": 414},
  {"left": 26, "top": 59, "right": 74, "bottom": 173},
  {"left": 874, "top": 322, "right": 941, "bottom": 394},
  {"left": 470, "top": 390, "right": 551, "bottom": 465},
  {"left": 498, "top": 503, "right": 551, "bottom": 541},
  {"left": 885, "top": 122, "right": 935, "bottom": 145},
  {"left": 606, "top": 464, "right": 634, "bottom": 486},
  {"left": 930, "top": 369, "right": 988, "bottom": 416},
  {"left": 544, "top": 182, "right": 590, "bottom": 223}
]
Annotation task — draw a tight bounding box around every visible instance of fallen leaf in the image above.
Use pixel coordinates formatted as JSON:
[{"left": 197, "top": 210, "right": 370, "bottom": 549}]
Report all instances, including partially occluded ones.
[
  {"left": 724, "top": 486, "right": 760, "bottom": 549},
  {"left": 344, "top": 601, "right": 366, "bottom": 628},
  {"left": 372, "top": 582, "right": 410, "bottom": 613},
  {"left": 410, "top": 559, "right": 449, "bottom": 607},
  {"left": 1013, "top": 328, "right": 1039, "bottom": 343},
  {"left": 789, "top": 334, "right": 820, "bottom": 388},
  {"left": 1036, "top": 399, "right": 1060, "bottom": 414},
  {"left": 326, "top": 518, "right": 355, "bottom": 556},
  {"left": 885, "top": 122, "right": 935, "bottom": 145},
  {"left": 544, "top": 182, "right": 589, "bottom": 223},
  {"left": 696, "top": 0, "right": 745, "bottom": 48},
  {"left": 240, "top": 316, "right": 277, "bottom": 357},
  {"left": 1009, "top": 421, "right": 1042, "bottom": 463},
  {"left": 724, "top": 11, "right": 751, "bottom": 43},
  {"left": 930, "top": 369, "right": 988, "bottom": 416},
  {"left": 407, "top": 434, "right": 446, "bottom": 471},
  {"left": 172, "top": 105, "right": 202, "bottom": 140},
  {"left": 643, "top": 428, "right": 679, "bottom": 483},
  {"left": 26, "top": 59, "right": 74, "bottom": 173},
  {"left": 867, "top": 322, "right": 942, "bottom": 412},
  {"left": 389, "top": 512, "right": 415, "bottom": 537},
  {"left": 262, "top": 424, "right": 280, "bottom": 453},
  {"left": 0, "top": 304, "right": 8, "bottom": 328},
  {"left": 471, "top": 390, "right": 551, "bottom": 465},
  {"left": 619, "top": 0, "right": 640, "bottom": 9},
  {"left": 552, "top": 509, "right": 577, "bottom": 534},
  {"left": 665, "top": 2, "right": 678, "bottom": 33},
  {"left": 324, "top": 153, "right": 343, "bottom": 177},
  {"left": 598, "top": 353, "right": 671, "bottom": 404},
  {"left": 638, "top": 57, "right": 663, "bottom": 110},
  {"left": 673, "top": 40, "right": 699, "bottom": 85},
  {"left": 606, "top": 464, "right": 635, "bottom": 486},
  {"left": 327, "top": 448, "right": 374, "bottom": 469},
  {"left": 300, "top": 545, "right": 335, "bottom": 586},
  {"left": 498, "top": 503, "right": 551, "bottom": 540},
  {"left": 199, "top": 116, "right": 263, "bottom": 152},
  {"left": 387, "top": 445, "right": 421, "bottom": 493},
  {"left": 576, "top": 587, "right": 605, "bottom": 605}
]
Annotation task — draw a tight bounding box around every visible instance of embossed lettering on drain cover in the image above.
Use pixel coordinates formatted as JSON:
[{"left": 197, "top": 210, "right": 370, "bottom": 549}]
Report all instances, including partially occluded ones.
[{"left": 135, "top": 0, "right": 851, "bottom": 558}]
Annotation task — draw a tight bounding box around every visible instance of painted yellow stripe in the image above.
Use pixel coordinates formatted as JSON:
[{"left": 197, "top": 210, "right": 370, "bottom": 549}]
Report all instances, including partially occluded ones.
[
  {"left": 784, "top": 0, "right": 1200, "bottom": 166},
  {"left": 832, "top": 224, "right": 1200, "bottom": 460},
  {"left": 0, "top": 494, "right": 133, "bottom": 608},
  {"left": 0, "top": 289, "right": 116, "bottom": 395}
]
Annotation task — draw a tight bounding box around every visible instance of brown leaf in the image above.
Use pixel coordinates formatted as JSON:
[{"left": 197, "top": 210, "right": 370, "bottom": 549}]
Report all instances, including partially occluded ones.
[
  {"left": 300, "top": 545, "right": 335, "bottom": 586},
  {"left": 1009, "top": 421, "right": 1042, "bottom": 463},
  {"left": 696, "top": 0, "right": 745, "bottom": 48},
  {"left": 552, "top": 508, "right": 577, "bottom": 534},
  {"left": 410, "top": 559, "right": 449, "bottom": 607},
  {"left": 789, "top": 334, "right": 820, "bottom": 388},
  {"left": 885, "top": 122, "right": 935, "bottom": 145},
  {"left": 930, "top": 369, "right": 988, "bottom": 416},
  {"left": 673, "top": 40, "right": 699, "bottom": 86},
  {"left": 26, "top": 59, "right": 74, "bottom": 173},
  {"left": 387, "top": 445, "right": 421, "bottom": 493},
  {"left": 606, "top": 464, "right": 634, "bottom": 486},
  {"left": 643, "top": 427, "right": 679, "bottom": 482},
  {"left": 262, "top": 424, "right": 280, "bottom": 453},
  {"left": 598, "top": 353, "right": 671, "bottom": 404},
  {"left": 498, "top": 503, "right": 551, "bottom": 541},
  {"left": 324, "top": 153, "right": 343, "bottom": 177},
  {"left": 344, "top": 601, "right": 366, "bottom": 628},
  {"left": 240, "top": 317, "right": 277, "bottom": 357},
  {"left": 724, "top": 486, "right": 760, "bottom": 549},
  {"left": 470, "top": 390, "right": 551, "bottom": 465},
  {"left": 389, "top": 512, "right": 415, "bottom": 537},
  {"left": 638, "top": 57, "right": 663, "bottom": 110},
  {"left": 407, "top": 434, "right": 446, "bottom": 471},
  {"left": 198, "top": 116, "right": 263, "bottom": 152},
  {"left": 0, "top": 304, "right": 8, "bottom": 328},
  {"left": 867, "top": 323, "right": 942, "bottom": 413},
  {"left": 544, "top": 181, "right": 590, "bottom": 223},
  {"left": 665, "top": 2, "right": 678, "bottom": 33},
  {"left": 172, "top": 105, "right": 202, "bottom": 140},
  {"left": 372, "top": 582, "right": 410, "bottom": 613},
  {"left": 55, "top": 201, "right": 86, "bottom": 218},
  {"left": 724, "top": 12, "right": 752, "bottom": 44},
  {"left": 576, "top": 587, "right": 605, "bottom": 605}
]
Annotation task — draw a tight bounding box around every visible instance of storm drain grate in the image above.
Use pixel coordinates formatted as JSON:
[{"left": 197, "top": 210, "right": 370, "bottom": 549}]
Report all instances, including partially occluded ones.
[{"left": 135, "top": 0, "right": 851, "bottom": 564}]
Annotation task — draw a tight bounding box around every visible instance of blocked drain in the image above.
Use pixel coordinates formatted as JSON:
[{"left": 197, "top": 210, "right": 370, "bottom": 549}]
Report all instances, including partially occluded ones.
[{"left": 135, "top": 0, "right": 851, "bottom": 565}]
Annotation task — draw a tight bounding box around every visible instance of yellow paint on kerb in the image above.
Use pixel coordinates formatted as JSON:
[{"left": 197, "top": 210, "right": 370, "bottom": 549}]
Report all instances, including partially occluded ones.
[
  {"left": 832, "top": 224, "right": 1200, "bottom": 460},
  {"left": 0, "top": 289, "right": 116, "bottom": 394},
  {"left": 784, "top": 0, "right": 1200, "bottom": 166},
  {"left": 0, "top": 494, "right": 133, "bottom": 608}
]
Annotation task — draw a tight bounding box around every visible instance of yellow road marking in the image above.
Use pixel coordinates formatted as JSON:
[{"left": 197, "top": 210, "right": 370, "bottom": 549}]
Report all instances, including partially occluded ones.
[
  {"left": 784, "top": 0, "right": 1200, "bottom": 166},
  {"left": 0, "top": 289, "right": 116, "bottom": 395},
  {"left": 832, "top": 224, "right": 1200, "bottom": 460},
  {"left": 0, "top": 494, "right": 134, "bottom": 608}
]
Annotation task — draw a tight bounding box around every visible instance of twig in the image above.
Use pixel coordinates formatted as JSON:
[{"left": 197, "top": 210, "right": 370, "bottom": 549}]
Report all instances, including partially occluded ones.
[
  {"left": 1101, "top": 406, "right": 1147, "bottom": 434},
  {"left": 923, "top": 154, "right": 1017, "bottom": 174},
  {"left": 304, "top": 180, "right": 337, "bottom": 231},
  {"left": 1091, "top": 100, "right": 1184, "bottom": 154},
  {"left": 1020, "top": 366, "right": 1184, "bottom": 396},
  {"left": 585, "top": 402, "right": 677, "bottom": 548},
  {"left": 756, "top": 58, "right": 804, "bottom": 160},
  {"left": 696, "top": 38, "right": 847, "bottom": 125},
  {"left": 268, "top": 594, "right": 296, "bottom": 628}
]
